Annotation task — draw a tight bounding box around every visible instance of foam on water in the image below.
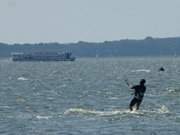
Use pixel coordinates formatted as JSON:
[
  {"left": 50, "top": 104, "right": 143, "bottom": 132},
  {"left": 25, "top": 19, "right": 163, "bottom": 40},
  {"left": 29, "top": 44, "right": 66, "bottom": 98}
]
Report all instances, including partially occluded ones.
[{"left": 157, "top": 105, "right": 170, "bottom": 113}]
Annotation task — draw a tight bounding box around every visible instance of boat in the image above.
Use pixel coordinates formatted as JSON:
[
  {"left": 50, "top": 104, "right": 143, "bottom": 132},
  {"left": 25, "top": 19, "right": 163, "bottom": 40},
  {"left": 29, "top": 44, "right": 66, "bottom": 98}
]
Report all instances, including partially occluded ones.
[{"left": 11, "top": 52, "right": 75, "bottom": 61}]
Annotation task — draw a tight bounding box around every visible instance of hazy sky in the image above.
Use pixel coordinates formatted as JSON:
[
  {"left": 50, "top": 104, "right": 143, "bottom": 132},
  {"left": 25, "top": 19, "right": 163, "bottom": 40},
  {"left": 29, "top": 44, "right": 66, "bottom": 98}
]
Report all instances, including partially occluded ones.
[{"left": 0, "top": 0, "right": 180, "bottom": 43}]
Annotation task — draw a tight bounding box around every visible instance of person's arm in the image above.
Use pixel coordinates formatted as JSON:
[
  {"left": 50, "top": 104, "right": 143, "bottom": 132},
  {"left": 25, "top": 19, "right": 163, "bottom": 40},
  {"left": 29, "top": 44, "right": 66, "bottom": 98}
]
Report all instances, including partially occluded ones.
[{"left": 125, "top": 79, "right": 133, "bottom": 89}]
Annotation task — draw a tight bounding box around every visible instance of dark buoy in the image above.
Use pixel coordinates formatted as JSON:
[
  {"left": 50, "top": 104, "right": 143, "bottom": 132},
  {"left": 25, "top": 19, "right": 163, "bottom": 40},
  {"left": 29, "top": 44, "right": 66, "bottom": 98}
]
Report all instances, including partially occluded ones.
[{"left": 159, "top": 67, "right": 165, "bottom": 72}]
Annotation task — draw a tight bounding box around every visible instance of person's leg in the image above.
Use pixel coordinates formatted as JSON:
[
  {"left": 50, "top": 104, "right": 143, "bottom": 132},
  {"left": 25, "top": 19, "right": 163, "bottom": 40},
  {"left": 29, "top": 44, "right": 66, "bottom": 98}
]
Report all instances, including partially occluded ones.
[
  {"left": 129, "top": 98, "right": 137, "bottom": 111},
  {"left": 136, "top": 99, "right": 142, "bottom": 110}
]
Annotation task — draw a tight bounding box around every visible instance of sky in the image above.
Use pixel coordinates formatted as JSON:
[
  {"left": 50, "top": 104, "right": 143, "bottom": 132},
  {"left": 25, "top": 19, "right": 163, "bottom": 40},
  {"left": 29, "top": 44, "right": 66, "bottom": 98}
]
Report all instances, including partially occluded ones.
[{"left": 0, "top": 0, "right": 180, "bottom": 43}]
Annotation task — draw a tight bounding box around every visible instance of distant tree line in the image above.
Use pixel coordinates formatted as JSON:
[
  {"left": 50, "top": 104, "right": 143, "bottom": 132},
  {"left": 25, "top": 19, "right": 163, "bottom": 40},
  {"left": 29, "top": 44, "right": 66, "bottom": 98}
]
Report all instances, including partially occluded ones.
[{"left": 0, "top": 37, "right": 180, "bottom": 58}]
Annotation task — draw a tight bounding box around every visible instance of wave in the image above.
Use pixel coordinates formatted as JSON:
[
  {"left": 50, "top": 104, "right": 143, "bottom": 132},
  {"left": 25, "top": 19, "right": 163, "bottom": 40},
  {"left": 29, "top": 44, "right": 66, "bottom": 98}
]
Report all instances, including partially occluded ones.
[
  {"left": 0, "top": 105, "right": 11, "bottom": 109},
  {"left": 64, "top": 106, "right": 170, "bottom": 117},
  {"left": 36, "top": 115, "right": 52, "bottom": 120},
  {"left": 17, "top": 77, "right": 29, "bottom": 81},
  {"left": 131, "top": 69, "right": 151, "bottom": 73},
  {"left": 167, "top": 87, "right": 180, "bottom": 93}
]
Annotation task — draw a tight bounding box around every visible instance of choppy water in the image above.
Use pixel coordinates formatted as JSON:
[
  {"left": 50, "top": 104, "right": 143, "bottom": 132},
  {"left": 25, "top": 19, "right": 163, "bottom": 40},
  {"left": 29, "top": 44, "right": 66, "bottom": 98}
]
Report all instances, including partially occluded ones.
[{"left": 0, "top": 57, "right": 180, "bottom": 135}]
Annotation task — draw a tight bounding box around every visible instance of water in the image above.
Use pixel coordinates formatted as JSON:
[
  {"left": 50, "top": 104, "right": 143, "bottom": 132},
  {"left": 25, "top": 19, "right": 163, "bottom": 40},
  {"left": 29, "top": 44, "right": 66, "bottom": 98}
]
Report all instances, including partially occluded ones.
[{"left": 0, "top": 57, "right": 180, "bottom": 135}]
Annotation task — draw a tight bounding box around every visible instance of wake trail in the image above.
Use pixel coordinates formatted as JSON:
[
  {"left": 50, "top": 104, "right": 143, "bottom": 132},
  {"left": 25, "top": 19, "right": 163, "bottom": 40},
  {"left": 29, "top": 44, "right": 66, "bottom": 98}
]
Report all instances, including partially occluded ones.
[{"left": 64, "top": 105, "right": 171, "bottom": 117}]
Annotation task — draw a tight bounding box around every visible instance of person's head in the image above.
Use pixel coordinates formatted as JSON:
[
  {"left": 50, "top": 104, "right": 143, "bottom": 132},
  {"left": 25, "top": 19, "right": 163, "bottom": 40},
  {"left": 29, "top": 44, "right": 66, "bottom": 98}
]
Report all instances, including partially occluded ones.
[{"left": 140, "top": 79, "right": 146, "bottom": 85}]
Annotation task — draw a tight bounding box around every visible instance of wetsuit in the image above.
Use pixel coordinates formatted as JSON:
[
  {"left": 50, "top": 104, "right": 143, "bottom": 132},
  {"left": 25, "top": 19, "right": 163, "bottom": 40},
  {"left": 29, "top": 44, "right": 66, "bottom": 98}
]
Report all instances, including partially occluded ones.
[{"left": 129, "top": 84, "right": 146, "bottom": 111}]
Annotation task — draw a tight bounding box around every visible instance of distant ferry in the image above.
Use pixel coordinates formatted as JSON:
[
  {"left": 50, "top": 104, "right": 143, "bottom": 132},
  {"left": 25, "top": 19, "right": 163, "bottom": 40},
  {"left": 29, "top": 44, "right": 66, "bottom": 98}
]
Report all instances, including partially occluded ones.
[{"left": 11, "top": 52, "right": 76, "bottom": 61}]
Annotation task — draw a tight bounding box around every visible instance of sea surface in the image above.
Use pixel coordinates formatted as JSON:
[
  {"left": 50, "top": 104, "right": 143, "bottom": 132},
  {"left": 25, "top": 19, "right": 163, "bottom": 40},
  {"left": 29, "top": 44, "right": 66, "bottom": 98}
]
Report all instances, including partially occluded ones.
[{"left": 0, "top": 57, "right": 180, "bottom": 135}]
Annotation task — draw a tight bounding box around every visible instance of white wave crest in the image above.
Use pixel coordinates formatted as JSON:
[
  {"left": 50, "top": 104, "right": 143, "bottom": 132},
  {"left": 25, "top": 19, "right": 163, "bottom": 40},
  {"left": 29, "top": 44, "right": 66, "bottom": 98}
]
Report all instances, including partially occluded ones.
[
  {"left": 131, "top": 69, "right": 151, "bottom": 73},
  {"left": 157, "top": 105, "right": 170, "bottom": 113},
  {"left": 36, "top": 115, "right": 52, "bottom": 120},
  {"left": 17, "top": 77, "right": 29, "bottom": 81},
  {"left": 167, "top": 87, "right": 180, "bottom": 93}
]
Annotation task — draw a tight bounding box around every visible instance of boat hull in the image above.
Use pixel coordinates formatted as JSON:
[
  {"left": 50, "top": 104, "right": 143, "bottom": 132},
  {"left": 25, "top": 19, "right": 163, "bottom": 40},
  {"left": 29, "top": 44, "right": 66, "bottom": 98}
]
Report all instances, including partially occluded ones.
[{"left": 11, "top": 52, "right": 76, "bottom": 61}]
